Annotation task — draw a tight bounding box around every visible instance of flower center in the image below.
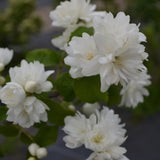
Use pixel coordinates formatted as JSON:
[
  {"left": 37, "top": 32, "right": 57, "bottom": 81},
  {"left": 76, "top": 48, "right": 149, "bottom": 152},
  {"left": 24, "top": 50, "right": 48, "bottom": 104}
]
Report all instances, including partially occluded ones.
[
  {"left": 86, "top": 53, "right": 94, "bottom": 60},
  {"left": 115, "top": 56, "right": 122, "bottom": 66},
  {"left": 93, "top": 133, "right": 104, "bottom": 144}
]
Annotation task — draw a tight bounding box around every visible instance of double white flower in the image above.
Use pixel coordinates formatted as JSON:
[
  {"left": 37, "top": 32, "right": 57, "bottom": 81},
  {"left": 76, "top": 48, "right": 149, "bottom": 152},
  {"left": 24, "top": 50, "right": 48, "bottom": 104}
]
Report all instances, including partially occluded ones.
[
  {"left": 0, "top": 60, "right": 54, "bottom": 128},
  {"left": 63, "top": 107, "right": 128, "bottom": 160}
]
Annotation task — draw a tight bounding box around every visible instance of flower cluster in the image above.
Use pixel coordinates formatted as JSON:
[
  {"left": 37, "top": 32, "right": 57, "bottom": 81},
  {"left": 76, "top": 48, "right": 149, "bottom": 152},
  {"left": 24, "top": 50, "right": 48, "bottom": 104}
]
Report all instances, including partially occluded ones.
[
  {"left": 0, "top": 47, "right": 13, "bottom": 86},
  {"left": 63, "top": 106, "right": 128, "bottom": 160},
  {"left": 50, "top": 0, "right": 151, "bottom": 108},
  {"left": 0, "top": 60, "right": 54, "bottom": 128}
]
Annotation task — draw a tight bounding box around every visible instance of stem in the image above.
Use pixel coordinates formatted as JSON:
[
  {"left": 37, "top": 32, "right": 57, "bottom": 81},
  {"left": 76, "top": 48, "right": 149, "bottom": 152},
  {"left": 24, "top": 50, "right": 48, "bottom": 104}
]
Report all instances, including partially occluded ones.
[
  {"left": 15, "top": 125, "right": 35, "bottom": 143},
  {"left": 56, "top": 51, "right": 65, "bottom": 78}
]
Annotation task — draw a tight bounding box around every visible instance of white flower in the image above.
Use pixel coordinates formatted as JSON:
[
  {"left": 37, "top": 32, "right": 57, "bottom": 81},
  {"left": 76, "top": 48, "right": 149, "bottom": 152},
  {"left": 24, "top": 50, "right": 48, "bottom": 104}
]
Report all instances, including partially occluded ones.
[
  {"left": 6, "top": 96, "right": 49, "bottom": 128},
  {"left": 9, "top": 60, "right": 54, "bottom": 94},
  {"left": 63, "top": 112, "right": 90, "bottom": 148},
  {"left": 36, "top": 147, "right": 48, "bottom": 159},
  {"left": 120, "top": 73, "right": 151, "bottom": 108},
  {"left": 0, "top": 48, "right": 13, "bottom": 71},
  {"left": 87, "top": 152, "right": 129, "bottom": 160},
  {"left": 28, "top": 143, "right": 40, "bottom": 156},
  {"left": 50, "top": 0, "right": 96, "bottom": 28},
  {"left": 82, "top": 102, "right": 100, "bottom": 116},
  {"left": 64, "top": 33, "right": 99, "bottom": 78},
  {"left": 92, "top": 12, "right": 148, "bottom": 92},
  {"left": 63, "top": 107, "right": 128, "bottom": 160},
  {"left": 0, "top": 82, "right": 26, "bottom": 107}
]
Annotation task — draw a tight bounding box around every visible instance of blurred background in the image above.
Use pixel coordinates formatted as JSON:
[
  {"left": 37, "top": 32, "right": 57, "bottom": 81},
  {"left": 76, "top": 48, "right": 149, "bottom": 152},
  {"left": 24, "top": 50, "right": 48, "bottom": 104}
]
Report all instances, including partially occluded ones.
[{"left": 0, "top": 0, "right": 160, "bottom": 159}]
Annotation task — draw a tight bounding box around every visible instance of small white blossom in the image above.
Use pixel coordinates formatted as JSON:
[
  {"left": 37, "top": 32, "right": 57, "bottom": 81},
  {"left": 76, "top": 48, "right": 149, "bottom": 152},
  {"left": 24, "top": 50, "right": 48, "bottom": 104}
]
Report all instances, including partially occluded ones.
[
  {"left": 36, "top": 147, "right": 48, "bottom": 159},
  {"left": 120, "top": 73, "right": 151, "bottom": 108},
  {"left": 9, "top": 60, "right": 54, "bottom": 94},
  {"left": 63, "top": 112, "right": 89, "bottom": 148},
  {"left": 0, "top": 82, "right": 26, "bottom": 107},
  {"left": 87, "top": 152, "right": 129, "bottom": 160},
  {"left": 0, "top": 48, "right": 13, "bottom": 72},
  {"left": 6, "top": 96, "right": 49, "bottom": 128},
  {"left": 63, "top": 107, "right": 128, "bottom": 160},
  {"left": 82, "top": 102, "right": 100, "bottom": 116},
  {"left": 50, "top": 0, "right": 96, "bottom": 28},
  {"left": 28, "top": 143, "right": 40, "bottom": 156},
  {"left": 64, "top": 33, "right": 99, "bottom": 78}
]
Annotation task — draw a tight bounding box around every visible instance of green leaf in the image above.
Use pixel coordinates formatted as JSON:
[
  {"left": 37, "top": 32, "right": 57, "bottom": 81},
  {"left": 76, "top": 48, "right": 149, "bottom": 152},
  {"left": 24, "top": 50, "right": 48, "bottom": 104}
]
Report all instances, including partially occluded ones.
[
  {"left": 69, "top": 26, "right": 94, "bottom": 41},
  {"left": 74, "top": 75, "right": 108, "bottom": 103},
  {"left": 107, "top": 85, "right": 121, "bottom": 106},
  {"left": 37, "top": 96, "right": 75, "bottom": 126},
  {"left": 55, "top": 73, "right": 75, "bottom": 101},
  {"left": 20, "top": 132, "right": 33, "bottom": 144},
  {"left": 0, "top": 125, "right": 19, "bottom": 137},
  {"left": 26, "top": 49, "right": 62, "bottom": 66},
  {"left": 0, "top": 107, "right": 8, "bottom": 122},
  {"left": 34, "top": 125, "right": 59, "bottom": 147}
]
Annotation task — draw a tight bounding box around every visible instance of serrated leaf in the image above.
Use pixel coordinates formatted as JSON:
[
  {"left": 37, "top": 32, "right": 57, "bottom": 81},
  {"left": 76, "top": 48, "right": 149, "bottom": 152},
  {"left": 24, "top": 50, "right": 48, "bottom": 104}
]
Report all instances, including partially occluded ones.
[
  {"left": 55, "top": 73, "right": 75, "bottom": 101},
  {"left": 0, "top": 107, "right": 8, "bottom": 122},
  {"left": 20, "top": 132, "right": 33, "bottom": 144},
  {"left": 69, "top": 26, "right": 94, "bottom": 41},
  {"left": 26, "top": 49, "right": 62, "bottom": 66},
  {"left": 37, "top": 96, "right": 75, "bottom": 126},
  {"left": 34, "top": 125, "right": 59, "bottom": 147},
  {"left": 74, "top": 75, "right": 108, "bottom": 103},
  {"left": 0, "top": 125, "right": 19, "bottom": 137}
]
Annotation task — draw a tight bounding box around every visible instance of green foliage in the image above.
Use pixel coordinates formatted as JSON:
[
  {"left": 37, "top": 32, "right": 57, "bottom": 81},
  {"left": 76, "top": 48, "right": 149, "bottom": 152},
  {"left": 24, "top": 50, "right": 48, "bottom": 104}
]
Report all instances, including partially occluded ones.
[
  {"left": 26, "top": 49, "right": 62, "bottom": 66},
  {"left": 0, "top": 107, "right": 8, "bottom": 122},
  {"left": 0, "top": 0, "right": 42, "bottom": 47},
  {"left": 20, "top": 133, "right": 33, "bottom": 144},
  {"left": 37, "top": 96, "right": 75, "bottom": 126},
  {"left": 0, "top": 125, "right": 19, "bottom": 137},
  {"left": 34, "top": 125, "right": 59, "bottom": 147},
  {"left": 74, "top": 75, "right": 108, "bottom": 103},
  {"left": 55, "top": 73, "right": 75, "bottom": 101},
  {"left": 69, "top": 26, "right": 94, "bottom": 41},
  {"left": 107, "top": 85, "right": 121, "bottom": 106}
]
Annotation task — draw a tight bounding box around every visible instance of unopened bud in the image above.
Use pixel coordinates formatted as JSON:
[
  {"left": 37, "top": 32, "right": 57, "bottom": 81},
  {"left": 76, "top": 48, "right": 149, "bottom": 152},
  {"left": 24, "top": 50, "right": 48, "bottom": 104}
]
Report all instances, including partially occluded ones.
[
  {"left": 82, "top": 103, "right": 100, "bottom": 116},
  {"left": 28, "top": 143, "right": 39, "bottom": 156},
  {"left": 0, "top": 63, "right": 4, "bottom": 72},
  {"left": 0, "top": 76, "right": 5, "bottom": 85},
  {"left": 68, "top": 105, "right": 75, "bottom": 111},
  {"left": 36, "top": 147, "right": 48, "bottom": 159},
  {"left": 25, "top": 81, "right": 37, "bottom": 93},
  {"left": 28, "top": 157, "right": 36, "bottom": 160}
]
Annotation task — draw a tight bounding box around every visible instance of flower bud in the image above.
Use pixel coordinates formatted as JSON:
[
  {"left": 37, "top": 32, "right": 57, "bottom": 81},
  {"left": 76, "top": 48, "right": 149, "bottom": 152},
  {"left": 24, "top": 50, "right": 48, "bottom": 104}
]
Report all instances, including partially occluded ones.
[
  {"left": 0, "top": 76, "right": 5, "bottom": 86},
  {"left": 82, "top": 103, "right": 100, "bottom": 116},
  {"left": 68, "top": 105, "right": 75, "bottom": 111},
  {"left": 36, "top": 147, "right": 48, "bottom": 159},
  {"left": 0, "top": 63, "right": 4, "bottom": 72},
  {"left": 28, "top": 157, "right": 36, "bottom": 160},
  {"left": 28, "top": 143, "right": 39, "bottom": 156},
  {"left": 25, "top": 81, "right": 38, "bottom": 93}
]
